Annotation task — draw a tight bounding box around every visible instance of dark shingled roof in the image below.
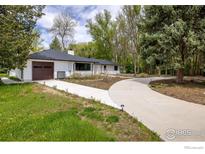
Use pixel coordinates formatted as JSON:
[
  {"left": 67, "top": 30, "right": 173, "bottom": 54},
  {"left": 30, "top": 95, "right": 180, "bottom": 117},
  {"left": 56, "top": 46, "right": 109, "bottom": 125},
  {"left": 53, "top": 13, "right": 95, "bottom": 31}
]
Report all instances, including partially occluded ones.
[{"left": 29, "top": 49, "right": 117, "bottom": 65}]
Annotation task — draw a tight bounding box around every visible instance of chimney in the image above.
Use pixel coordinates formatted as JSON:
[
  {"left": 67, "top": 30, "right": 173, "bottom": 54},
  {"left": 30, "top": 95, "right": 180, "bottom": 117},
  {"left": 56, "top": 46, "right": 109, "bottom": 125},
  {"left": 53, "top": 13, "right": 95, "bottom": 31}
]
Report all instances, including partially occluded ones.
[{"left": 67, "top": 50, "right": 74, "bottom": 55}]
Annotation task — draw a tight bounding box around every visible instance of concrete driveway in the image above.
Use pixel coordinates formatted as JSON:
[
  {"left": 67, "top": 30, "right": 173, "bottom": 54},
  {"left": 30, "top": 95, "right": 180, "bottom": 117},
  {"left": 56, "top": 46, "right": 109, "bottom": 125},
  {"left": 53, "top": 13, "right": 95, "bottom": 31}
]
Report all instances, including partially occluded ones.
[
  {"left": 37, "top": 80, "right": 119, "bottom": 109},
  {"left": 109, "top": 77, "right": 205, "bottom": 141}
]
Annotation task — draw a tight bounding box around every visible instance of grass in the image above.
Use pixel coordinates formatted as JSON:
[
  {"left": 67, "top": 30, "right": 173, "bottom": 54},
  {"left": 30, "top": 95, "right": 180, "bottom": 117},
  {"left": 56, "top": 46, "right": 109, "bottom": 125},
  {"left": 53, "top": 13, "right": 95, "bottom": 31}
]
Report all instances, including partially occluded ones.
[
  {"left": 0, "top": 73, "right": 8, "bottom": 77},
  {"left": 106, "top": 115, "right": 119, "bottom": 123},
  {"left": 150, "top": 79, "right": 205, "bottom": 105},
  {"left": 9, "top": 76, "right": 21, "bottom": 81},
  {"left": 0, "top": 73, "right": 21, "bottom": 81},
  {"left": 0, "top": 83, "right": 161, "bottom": 141},
  {"left": 64, "top": 76, "right": 129, "bottom": 90},
  {"left": 0, "top": 79, "right": 3, "bottom": 85}
]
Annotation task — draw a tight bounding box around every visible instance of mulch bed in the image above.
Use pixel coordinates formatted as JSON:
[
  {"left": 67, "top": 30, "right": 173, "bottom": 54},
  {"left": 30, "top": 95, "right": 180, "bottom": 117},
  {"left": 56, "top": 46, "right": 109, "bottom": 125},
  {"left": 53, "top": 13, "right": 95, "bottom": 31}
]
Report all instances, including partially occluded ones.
[
  {"left": 150, "top": 78, "right": 205, "bottom": 105},
  {"left": 64, "top": 77, "right": 129, "bottom": 90}
]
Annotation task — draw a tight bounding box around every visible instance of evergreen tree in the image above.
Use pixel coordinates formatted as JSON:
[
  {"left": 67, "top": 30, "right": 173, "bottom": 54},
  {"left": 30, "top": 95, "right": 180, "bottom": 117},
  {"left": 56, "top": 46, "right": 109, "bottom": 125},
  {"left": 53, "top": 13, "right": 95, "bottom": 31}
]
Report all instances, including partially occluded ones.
[
  {"left": 141, "top": 6, "right": 205, "bottom": 82},
  {"left": 0, "top": 5, "right": 44, "bottom": 70},
  {"left": 50, "top": 37, "right": 62, "bottom": 51}
]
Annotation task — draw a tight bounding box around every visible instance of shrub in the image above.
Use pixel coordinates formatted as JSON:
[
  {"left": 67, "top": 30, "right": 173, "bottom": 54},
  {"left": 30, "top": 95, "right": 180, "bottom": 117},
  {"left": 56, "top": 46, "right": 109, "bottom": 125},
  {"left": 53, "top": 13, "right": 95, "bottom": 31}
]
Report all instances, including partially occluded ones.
[
  {"left": 0, "top": 68, "right": 8, "bottom": 73},
  {"left": 106, "top": 115, "right": 119, "bottom": 123}
]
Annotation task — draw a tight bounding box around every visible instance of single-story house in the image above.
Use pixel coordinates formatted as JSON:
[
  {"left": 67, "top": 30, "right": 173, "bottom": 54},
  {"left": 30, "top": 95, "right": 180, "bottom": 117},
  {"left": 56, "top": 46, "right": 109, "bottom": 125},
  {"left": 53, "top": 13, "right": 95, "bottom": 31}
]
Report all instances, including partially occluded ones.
[{"left": 9, "top": 49, "right": 120, "bottom": 81}]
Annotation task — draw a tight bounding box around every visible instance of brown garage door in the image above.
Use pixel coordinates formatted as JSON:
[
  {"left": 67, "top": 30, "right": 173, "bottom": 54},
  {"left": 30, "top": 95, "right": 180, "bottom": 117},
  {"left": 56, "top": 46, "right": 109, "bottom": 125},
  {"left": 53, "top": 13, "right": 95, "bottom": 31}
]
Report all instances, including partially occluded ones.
[{"left": 32, "top": 62, "right": 54, "bottom": 80}]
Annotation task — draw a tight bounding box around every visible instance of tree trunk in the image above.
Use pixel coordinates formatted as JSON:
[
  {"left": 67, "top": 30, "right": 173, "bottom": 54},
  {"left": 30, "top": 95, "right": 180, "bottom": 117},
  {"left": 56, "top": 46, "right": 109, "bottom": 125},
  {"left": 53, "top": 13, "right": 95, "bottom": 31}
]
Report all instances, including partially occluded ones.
[
  {"left": 165, "top": 65, "right": 168, "bottom": 76},
  {"left": 176, "top": 68, "right": 184, "bottom": 83},
  {"left": 156, "top": 66, "right": 161, "bottom": 76},
  {"left": 133, "top": 53, "right": 137, "bottom": 76},
  {"left": 137, "top": 54, "right": 140, "bottom": 74},
  {"left": 61, "top": 37, "right": 65, "bottom": 51},
  {"left": 134, "top": 60, "right": 137, "bottom": 77}
]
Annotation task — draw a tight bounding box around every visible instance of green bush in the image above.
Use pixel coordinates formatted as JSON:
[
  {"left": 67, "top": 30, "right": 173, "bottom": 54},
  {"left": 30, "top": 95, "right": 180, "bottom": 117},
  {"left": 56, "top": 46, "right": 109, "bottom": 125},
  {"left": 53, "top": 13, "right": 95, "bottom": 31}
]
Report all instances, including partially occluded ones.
[
  {"left": 106, "top": 115, "right": 119, "bottom": 123},
  {"left": 125, "top": 65, "right": 134, "bottom": 73},
  {"left": 0, "top": 68, "right": 8, "bottom": 73}
]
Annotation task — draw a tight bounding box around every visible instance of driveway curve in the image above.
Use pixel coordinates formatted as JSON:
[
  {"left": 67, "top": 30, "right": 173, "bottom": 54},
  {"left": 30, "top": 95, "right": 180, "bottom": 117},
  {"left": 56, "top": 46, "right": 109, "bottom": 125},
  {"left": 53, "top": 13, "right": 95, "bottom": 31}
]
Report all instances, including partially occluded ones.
[{"left": 109, "top": 77, "right": 205, "bottom": 141}]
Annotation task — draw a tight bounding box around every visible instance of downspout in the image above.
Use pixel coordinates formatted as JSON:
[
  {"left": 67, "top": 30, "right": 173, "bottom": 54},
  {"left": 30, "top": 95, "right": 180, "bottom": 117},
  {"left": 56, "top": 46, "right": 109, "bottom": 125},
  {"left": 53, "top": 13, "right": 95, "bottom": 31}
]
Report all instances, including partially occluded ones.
[{"left": 73, "top": 62, "right": 75, "bottom": 75}]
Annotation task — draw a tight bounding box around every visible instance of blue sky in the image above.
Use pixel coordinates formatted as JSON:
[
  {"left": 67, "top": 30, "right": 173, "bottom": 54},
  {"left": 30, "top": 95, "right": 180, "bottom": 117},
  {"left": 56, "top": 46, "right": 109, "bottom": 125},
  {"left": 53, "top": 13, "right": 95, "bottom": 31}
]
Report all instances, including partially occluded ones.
[{"left": 37, "top": 5, "right": 121, "bottom": 49}]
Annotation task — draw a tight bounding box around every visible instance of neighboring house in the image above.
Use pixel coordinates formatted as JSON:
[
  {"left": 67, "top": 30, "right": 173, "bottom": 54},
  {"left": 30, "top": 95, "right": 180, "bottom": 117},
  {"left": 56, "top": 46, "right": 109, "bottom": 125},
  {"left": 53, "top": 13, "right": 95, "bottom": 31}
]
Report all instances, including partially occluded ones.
[{"left": 9, "top": 49, "right": 120, "bottom": 81}]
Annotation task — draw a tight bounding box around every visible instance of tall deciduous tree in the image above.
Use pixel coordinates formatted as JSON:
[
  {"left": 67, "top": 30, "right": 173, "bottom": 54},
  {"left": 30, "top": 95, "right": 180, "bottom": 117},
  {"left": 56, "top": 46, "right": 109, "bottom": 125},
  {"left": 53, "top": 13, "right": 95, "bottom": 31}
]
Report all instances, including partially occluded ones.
[
  {"left": 141, "top": 6, "right": 205, "bottom": 83},
  {"left": 69, "top": 42, "right": 96, "bottom": 58},
  {"left": 113, "top": 6, "right": 141, "bottom": 74},
  {"left": 86, "top": 10, "right": 115, "bottom": 60},
  {"left": 122, "top": 5, "right": 141, "bottom": 76},
  {"left": 50, "top": 11, "right": 76, "bottom": 51},
  {"left": 0, "top": 5, "right": 44, "bottom": 70},
  {"left": 113, "top": 14, "right": 132, "bottom": 73},
  {"left": 50, "top": 36, "right": 62, "bottom": 51}
]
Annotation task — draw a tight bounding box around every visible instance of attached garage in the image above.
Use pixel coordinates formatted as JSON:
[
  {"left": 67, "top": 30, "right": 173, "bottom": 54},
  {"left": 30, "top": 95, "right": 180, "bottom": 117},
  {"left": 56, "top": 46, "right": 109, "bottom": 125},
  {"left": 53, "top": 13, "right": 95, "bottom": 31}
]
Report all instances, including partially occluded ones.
[{"left": 32, "top": 61, "right": 54, "bottom": 80}]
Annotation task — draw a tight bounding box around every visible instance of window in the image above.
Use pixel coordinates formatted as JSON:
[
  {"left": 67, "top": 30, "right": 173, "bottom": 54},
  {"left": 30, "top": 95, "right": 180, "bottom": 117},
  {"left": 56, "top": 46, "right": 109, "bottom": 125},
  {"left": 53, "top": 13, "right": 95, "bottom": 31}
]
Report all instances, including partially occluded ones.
[
  {"left": 104, "top": 65, "right": 107, "bottom": 71},
  {"left": 114, "top": 66, "right": 118, "bottom": 71},
  {"left": 75, "top": 63, "right": 91, "bottom": 71}
]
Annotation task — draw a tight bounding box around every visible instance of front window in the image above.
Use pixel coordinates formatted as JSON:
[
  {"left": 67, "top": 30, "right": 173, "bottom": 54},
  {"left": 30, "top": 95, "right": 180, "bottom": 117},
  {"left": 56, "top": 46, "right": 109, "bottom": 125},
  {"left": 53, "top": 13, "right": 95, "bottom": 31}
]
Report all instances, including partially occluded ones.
[
  {"left": 75, "top": 63, "right": 91, "bottom": 71},
  {"left": 114, "top": 66, "right": 118, "bottom": 71},
  {"left": 104, "top": 65, "right": 107, "bottom": 71}
]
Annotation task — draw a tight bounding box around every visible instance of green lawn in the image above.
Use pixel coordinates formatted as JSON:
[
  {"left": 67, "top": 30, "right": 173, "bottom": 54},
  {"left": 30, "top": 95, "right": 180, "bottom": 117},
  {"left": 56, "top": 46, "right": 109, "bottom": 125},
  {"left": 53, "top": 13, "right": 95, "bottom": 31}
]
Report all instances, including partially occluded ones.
[
  {"left": 0, "top": 73, "right": 8, "bottom": 77},
  {"left": 0, "top": 83, "right": 161, "bottom": 141}
]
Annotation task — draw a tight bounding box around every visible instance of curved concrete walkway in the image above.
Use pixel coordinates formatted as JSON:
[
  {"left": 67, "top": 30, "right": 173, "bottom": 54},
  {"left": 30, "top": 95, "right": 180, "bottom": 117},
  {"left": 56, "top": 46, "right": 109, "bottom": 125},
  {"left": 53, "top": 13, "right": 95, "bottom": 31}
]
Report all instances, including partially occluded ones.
[{"left": 109, "top": 77, "right": 205, "bottom": 141}]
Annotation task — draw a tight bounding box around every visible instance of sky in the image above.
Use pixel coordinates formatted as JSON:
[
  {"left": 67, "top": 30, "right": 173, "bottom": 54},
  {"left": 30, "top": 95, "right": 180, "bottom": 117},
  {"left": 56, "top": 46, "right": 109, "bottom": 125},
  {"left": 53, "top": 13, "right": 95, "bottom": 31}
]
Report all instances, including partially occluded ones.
[{"left": 36, "top": 5, "right": 122, "bottom": 49}]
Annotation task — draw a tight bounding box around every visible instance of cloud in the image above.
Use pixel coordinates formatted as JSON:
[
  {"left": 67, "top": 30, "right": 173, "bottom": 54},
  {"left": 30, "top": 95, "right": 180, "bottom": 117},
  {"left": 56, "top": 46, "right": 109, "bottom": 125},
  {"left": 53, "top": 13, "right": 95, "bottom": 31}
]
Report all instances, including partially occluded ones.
[
  {"left": 36, "top": 5, "right": 122, "bottom": 49},
  {"left": 37, "top": 7, "right": 58, "bottom": 29},
  {"left": 74, "top": 24, "right": 92, "bottom": 43},
  {"left": 40, "top": 29, "right": 53, "bottom": 49}
]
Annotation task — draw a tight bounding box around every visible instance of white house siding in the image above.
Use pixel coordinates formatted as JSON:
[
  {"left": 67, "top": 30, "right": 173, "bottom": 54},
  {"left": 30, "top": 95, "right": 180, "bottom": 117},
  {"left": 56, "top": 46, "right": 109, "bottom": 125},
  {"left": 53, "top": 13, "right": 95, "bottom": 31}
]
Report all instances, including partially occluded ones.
[
  {"left": 54, "top": 61, "right": 73, "bottom": 78},
  {"left": 93, "top": 64, "right": 102, "bottom": 75},
  {"left": 74, "top": 70, "right": 93, "bottom": 76},
  {"left": 100, "top": 65, "right": 120, "bottom": 75},
  {"left": 106, "top": 65, "right": 120, "bottom": 74},
  {"left": 23, "top": 60, "right": 32, "bottom": 81}
]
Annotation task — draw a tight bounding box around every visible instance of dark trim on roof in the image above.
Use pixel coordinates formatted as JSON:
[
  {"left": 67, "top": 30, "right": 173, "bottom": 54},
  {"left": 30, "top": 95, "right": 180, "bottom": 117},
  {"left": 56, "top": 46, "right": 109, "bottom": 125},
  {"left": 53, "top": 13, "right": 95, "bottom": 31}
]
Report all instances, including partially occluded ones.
[{"left": 29, "top": 49, "right": 118, "bottom": 65}]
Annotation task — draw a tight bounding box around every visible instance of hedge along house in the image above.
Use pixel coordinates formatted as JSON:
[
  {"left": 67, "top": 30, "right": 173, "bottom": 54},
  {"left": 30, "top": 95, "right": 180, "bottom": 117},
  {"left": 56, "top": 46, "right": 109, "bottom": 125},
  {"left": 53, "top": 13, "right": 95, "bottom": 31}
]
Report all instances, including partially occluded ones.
[{"left": 9, "top": 49, "right": 120, "bottom": 81}]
